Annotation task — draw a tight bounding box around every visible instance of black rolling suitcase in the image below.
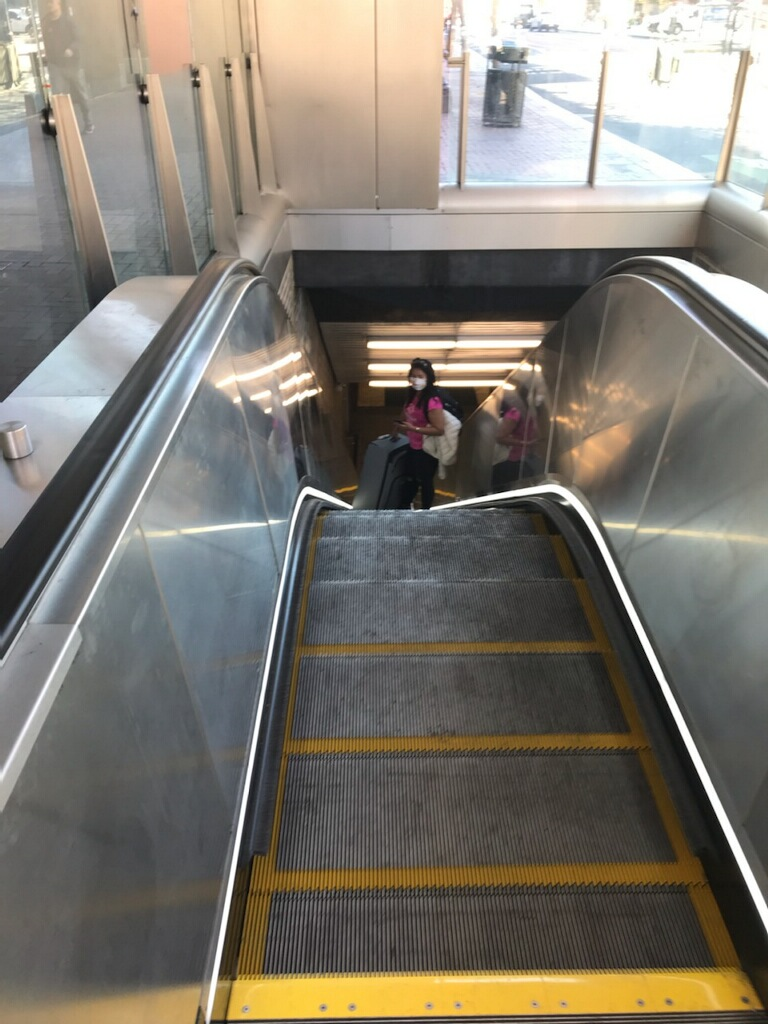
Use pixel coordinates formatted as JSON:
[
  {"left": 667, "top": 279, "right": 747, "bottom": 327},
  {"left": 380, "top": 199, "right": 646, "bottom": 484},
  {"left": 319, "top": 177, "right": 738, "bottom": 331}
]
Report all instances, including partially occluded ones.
[{"left": 353, "top": 435, "right": 410, "bottom": 509}]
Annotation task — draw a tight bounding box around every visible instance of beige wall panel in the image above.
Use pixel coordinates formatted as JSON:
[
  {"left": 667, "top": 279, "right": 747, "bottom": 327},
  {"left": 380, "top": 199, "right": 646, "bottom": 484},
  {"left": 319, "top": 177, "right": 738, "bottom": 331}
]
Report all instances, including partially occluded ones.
[
  {"left": 289, "top": 207, "right": 702, "bottom": 251},
  {"left": 375, "top": 0, "right": 442, "bottom": 210},
  {"left": 697, "top": 190, "right": 768, "bottom": 289},
  {"left": 256, "top": 0, "right": 377, "bottom": 208}
]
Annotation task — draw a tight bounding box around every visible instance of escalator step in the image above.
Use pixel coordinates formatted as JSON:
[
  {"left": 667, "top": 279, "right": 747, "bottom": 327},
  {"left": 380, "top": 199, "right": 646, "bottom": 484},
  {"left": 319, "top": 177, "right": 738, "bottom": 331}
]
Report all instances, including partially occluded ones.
[
  {"left": 292, "top": 653, "right": 629, "bottom": 737},
  {"left": 303, "top": 580, "right": 592, "bottom": 646},
  {"left": 260, "top": 886, "right": 713, "bottom": 975},
  {"left": 276, "top": 751, "right": 674, "bottom": 869},
  {"left": 321, "top": 509, "right": 538, "bottom": 538},
  {"left": 312, "top": 536, "right": 563, "bottom": 581}
]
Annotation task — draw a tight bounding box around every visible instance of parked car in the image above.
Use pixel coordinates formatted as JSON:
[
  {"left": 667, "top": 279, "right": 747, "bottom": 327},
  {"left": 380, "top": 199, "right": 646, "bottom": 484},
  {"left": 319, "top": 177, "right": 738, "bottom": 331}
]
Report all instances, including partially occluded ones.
[
  {"left": 8, "top": 7, "right": 32, "bottom": 34},
  {"left": 529, "top": 11, "right": 559, "bottom": 31}
]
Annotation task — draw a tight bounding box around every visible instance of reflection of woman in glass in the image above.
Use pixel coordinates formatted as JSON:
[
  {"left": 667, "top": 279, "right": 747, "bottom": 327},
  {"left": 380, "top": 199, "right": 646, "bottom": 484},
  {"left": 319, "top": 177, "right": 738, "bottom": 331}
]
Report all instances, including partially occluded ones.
[
  {"left": 41, "top": 0, "right": 93, "bottom": 134},
  {"left": 492, "top": 381, "right": 539, "bottom": 491},
  {"left": 393, "top": 357, "right": 445, "bottom": 511}
]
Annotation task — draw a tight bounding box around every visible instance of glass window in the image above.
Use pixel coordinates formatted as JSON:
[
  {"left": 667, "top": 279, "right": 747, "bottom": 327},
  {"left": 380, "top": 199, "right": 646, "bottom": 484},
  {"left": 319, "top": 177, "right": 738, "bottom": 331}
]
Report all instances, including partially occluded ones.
[
  {"left": 442, "top": 1, "right": 604, "bottom": 184},
  {"left": 162, "top": 69, "right": 214, "bottom": 270},
  {"left": 598, "top": 24, "right": 742, "bottom": 183},
  {"left": 0, "top": 94, "right": 88, "bottom": 398},
  {"left": 728, "top": 9, "right": 768, "bottom": 195}
]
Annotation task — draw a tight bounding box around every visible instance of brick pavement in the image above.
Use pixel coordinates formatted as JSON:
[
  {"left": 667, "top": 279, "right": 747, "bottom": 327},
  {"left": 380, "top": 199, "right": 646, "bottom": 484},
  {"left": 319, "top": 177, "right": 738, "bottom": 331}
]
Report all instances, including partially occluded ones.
[{"left": 441, "top": 58, "right": 709, "bottom": 184}]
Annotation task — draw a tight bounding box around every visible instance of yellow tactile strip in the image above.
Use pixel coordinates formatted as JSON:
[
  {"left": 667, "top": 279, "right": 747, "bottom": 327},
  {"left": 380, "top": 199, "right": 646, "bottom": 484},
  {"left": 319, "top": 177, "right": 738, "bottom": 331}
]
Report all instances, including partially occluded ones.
[
  {"left": 229, "top": 969, "right": 761, "bottom": 1020},
  {"left": 227, "top": 511, "right": 761, "bottom": 1020}
]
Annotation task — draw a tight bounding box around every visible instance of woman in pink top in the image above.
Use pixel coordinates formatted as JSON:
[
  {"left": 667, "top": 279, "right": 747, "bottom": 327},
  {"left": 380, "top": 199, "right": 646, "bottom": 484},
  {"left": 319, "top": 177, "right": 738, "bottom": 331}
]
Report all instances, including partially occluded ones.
[
  {"left": 393, "top": 357, "right": 445, "bottom": 510},
  {"left": 492, "top": 381, "right": 540, "bottom": 492}
]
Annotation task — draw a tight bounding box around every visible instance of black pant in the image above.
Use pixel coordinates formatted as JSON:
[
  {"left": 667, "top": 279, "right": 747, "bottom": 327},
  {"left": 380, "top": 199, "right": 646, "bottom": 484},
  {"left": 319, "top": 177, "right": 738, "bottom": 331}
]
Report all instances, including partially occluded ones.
[{"left": 401, "top": 448, "right": 438, "bottom": 510}]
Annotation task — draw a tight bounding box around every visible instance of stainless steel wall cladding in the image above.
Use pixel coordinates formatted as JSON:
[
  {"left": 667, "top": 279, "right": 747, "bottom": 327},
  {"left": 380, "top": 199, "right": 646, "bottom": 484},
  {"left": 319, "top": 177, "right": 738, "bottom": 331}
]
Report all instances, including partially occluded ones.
[
  {"left": 457, "top": 268, "right": 768, "bottom": 895},
  {"left": 0, "top": 270, "right": 356, "bottom": 1023}
]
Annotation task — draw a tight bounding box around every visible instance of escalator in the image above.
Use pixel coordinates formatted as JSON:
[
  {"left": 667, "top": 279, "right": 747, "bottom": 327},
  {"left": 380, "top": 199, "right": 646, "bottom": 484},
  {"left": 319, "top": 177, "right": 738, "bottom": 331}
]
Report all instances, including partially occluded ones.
[
  {"left": 225, "top": 504, "right": 763, "bottom": 1021},
  {"left": 0, "top": 256, "right": 765, "bottom": 1023}
]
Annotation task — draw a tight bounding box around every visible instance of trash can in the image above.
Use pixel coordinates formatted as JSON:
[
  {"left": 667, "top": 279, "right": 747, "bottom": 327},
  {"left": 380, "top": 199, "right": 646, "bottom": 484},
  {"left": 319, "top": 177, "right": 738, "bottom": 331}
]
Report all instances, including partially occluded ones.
[
  {"left": 652, "top": 41, "right": 680, "bottom": 85},
  {"left": 483, "top": 45, "right": 528, "bottom": 127}
]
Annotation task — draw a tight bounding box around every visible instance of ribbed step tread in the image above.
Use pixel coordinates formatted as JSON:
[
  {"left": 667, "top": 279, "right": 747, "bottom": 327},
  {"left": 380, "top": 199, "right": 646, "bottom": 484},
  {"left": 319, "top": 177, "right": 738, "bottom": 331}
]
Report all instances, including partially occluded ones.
[
  {"left": 321, "top": 509, "right": 538, "bottom": 538},
  {"left": 292, "top": 653, "right": 628, "bottom": 737},
  {"left": 312, "top": 536, "right": 563, "bottom": 581},
  {"left": 277, "top": 751, "right": 674, "bottom": 869},
  {"left": 260, "top": 886, "right": 713, "bottom": 974},
  {"left": 303, "top": 580, "right": 592, "bottom": 645}
]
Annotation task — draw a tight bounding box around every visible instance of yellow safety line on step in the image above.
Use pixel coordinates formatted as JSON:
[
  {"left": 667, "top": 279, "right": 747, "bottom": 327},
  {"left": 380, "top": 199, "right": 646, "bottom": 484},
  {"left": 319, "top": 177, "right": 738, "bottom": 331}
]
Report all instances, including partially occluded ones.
[
  {"left": 636, "top": 748, "right": 742, "bottom": 968},
  {"left": 551, "top": 533, "right": 581, "bottom": 580},
  {"left": 228, "top": 968, "right": 761, "bottom": 1018},
  {"left": 285, "top": 733, "right": 644, "bottom": 755},
  {"left": 238, "top": 857, "right": 273, "bottom": 984},
  {"left": 599, "top": 648, "right": 650, "bottom": 742},
  {"left": 243, "top": 862, "right": 706, "bottom": 899},
  {"left": 245, "top": 520, "right": 324, "bottom": 977},
  {"left": 541, "top": 526, "right": 713, "bottom": 879},
  {"left": 636, "top": 749, "right": 700, "bottom": 870},
  {"left": 571, "top": 578, "right": 614, "bottom": 650},
  {"left": 300, "top": 640, "right": 602, "bottom": 657},
  {"left": 687, "top": 881, "right": 742, "bottom": 969}
]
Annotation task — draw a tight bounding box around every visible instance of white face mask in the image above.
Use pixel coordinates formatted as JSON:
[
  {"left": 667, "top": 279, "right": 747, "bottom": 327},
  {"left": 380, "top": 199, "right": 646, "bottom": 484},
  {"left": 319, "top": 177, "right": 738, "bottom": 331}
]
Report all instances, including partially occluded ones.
[{"left": 409, "top": 377, "right": 427, "bottom": 391}]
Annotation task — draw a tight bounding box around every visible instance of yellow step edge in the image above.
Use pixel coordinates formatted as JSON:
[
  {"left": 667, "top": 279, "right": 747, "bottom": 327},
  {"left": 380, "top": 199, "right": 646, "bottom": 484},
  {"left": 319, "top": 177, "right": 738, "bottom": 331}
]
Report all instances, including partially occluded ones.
[
  {"left": 301, "top": 640, "right": 603, "bottom": 656},
  {"left": 244, "top": 861, "right": 707, "bottom": 895},
  {"left": 228, "top": 968, "right": 762, "bottom": 1020},
  {"left": 286, "top": 733, "right": 647, "bottom": 754}
]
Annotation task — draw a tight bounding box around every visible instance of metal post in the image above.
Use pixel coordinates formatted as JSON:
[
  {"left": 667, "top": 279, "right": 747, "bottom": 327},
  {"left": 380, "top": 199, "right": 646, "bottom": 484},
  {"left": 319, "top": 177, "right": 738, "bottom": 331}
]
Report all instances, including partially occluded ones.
[
  {"left": 195, "top": 63, "right": 240, "bottom": 256},
  {"left": 248, "top": 52, "right": 278, "bottom": 192},
  {"left": 50, "top": 93, "right": 117, "bottom": 308},
  {"left": 458, "top": 51, "right": 470, "bottom": 187},
  {"left": 715, "top": 49, "right": 752, "bottom": 185},
  {"left": 145, "top": 74, "right": 198, "bottom": 274},
  {"left": 587, "top": 50, "right": 609, "bottom": 186},
  {"left": 448, "top": 52, "right": 471, "bottom": 188},
  {"left": 228, "top": 56, "right": 262, "bottom": 214}
]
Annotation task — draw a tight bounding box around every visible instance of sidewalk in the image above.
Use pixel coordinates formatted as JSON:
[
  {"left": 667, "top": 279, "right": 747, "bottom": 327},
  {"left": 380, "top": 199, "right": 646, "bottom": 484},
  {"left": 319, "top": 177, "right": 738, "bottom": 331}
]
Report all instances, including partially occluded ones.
[{"left": 441, "top": 66, "right": 698, "bottom": 184}]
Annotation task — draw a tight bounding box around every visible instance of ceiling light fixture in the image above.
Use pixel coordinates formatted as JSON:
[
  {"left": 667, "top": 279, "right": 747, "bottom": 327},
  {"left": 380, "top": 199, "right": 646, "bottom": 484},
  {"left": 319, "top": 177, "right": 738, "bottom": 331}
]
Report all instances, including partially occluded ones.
[
  {"left": 456, "top": 339, "right": 540, "bottom": 349},
  {"left": 368, "top": 379, "right": 507, "bottom": 389},
  {"left": 367, "top": 362, "right": 526, "bottom": 373},
  {"left": 366, "top": 340, "right": 456, "bottom": 350}
]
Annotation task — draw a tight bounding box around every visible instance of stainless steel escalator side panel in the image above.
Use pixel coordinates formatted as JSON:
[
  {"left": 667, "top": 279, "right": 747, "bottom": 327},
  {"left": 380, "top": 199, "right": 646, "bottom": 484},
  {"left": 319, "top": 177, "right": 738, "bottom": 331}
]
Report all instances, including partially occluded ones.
[
  {"left": 438, "top": 481, "right": 768, "bottom": 929},
  {"left": 450, "top": 265, "right": 768, "bottom": 917},
  {"left": 0, "top": 255, "right": 352, "bottom": 1024}
]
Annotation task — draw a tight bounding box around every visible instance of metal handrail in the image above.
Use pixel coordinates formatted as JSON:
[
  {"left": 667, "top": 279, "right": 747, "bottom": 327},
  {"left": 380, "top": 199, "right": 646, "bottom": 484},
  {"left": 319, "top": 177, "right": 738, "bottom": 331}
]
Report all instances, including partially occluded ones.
[
  {"left": 597, "top": 255, "right": 768, "bottom": 372},
  {"left": 0, "top": 256, "right": 259, "bottom": 660}
]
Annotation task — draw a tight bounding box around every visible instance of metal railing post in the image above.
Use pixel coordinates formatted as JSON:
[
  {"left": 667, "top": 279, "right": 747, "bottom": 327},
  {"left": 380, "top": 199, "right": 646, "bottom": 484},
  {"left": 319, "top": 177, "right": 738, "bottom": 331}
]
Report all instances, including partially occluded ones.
[
  {"left": 587, "top": 49, "right": 609, "bottom": 186},
  {"left": 50, "top": 93, "right": 117, "bottom": 307},
  {"left": 715, "top": 48, "right": 752, "bottom": 185}
]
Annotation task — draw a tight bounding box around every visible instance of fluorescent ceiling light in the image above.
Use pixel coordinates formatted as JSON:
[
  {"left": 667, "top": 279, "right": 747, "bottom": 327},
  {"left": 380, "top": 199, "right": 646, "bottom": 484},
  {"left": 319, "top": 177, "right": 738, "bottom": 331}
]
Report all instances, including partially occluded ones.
[
  {"left": 368, "top": 362, "right": 525, "bottom": 373},
  {"left": 367, "top": 340, "right": 456, "bottom": 350},
  {"left": 369, "top": 379, "right": 506, "bottom": 388},
  {"left": 457, "top": 339, "right": 540, "bottom": 349},
  {"left": 367, "top": 339, "right": 541, "bottom": 350}
]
